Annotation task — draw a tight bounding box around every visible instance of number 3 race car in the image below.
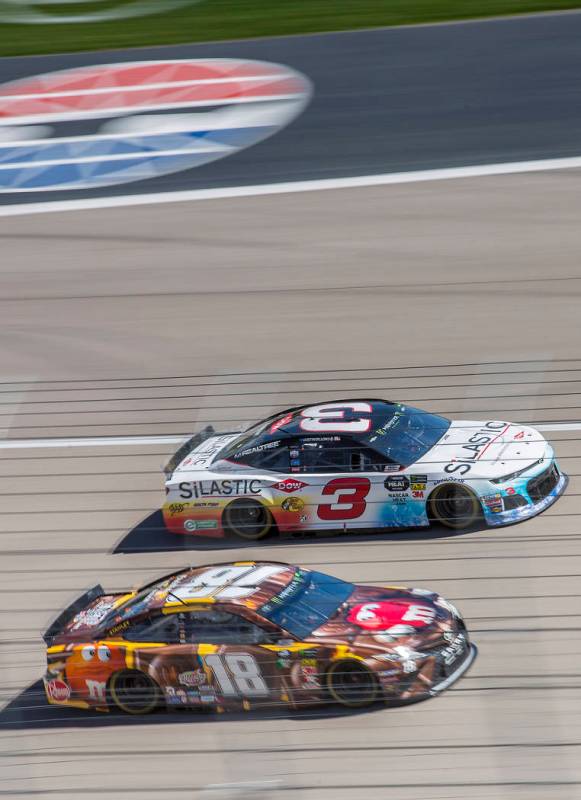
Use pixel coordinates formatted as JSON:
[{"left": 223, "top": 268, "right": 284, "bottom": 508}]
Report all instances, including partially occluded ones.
[
  {"left": 43, "top": 561, "right": 476, "bottom": 714},
  {"left": 162, "top": 399, "right": 567, "bottom": 540}
]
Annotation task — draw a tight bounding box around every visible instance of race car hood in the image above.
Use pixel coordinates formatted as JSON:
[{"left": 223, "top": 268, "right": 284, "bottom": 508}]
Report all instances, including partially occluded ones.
[
  {"left": 309, "top": 584, "right": 454, "bottom": 646},
  {"left": 412, "top": 420, "right": 550, "bottom": 481}
]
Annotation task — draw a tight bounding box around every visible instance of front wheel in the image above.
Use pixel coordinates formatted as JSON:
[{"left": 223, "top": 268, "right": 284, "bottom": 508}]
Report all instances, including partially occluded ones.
[
  {"left": 108, "top": 670, "right": 161, "bottom": 715},
  {"left": 428, "top": 483, "right": 481, "bottom": 529},
  {"left": 326, "top": 660, "right": 379, "bottom": 708},
  {"left": 223, "top": 499, "right": 274, "bottom": 541}
]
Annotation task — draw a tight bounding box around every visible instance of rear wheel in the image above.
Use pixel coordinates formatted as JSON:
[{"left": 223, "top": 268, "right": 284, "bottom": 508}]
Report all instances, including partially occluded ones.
[
  {"left": 429, "top": 483, "right": 481, "bottom": 529},
  {"left": 223, "top": 499, "right": 274, "bottom": 541},
  {"left": 326, "top": 660, "right": 379, "bottom": 708},
  {"left": 108, "top": 670, "right": 161, "bottom": 715}
]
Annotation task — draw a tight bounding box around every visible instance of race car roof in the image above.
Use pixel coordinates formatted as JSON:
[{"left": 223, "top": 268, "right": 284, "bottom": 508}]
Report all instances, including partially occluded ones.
[
  {"left": 107, "top": 562, "right": 298, "bottom": 624},
  {"left": 228, "top": 399, "right": 401, "bottom": 446},
  {"left": 217, "top": 400, "right": 451, "bottom": 469},
  {"left": 166, "top": 562, "right": 297, "bottom": 609}
]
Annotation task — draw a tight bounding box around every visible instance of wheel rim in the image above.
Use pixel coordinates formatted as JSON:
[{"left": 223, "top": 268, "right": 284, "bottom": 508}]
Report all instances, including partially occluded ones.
[
  {"left": 431, "top": 485, "right": 480, "bottom": 529},
  {"left": 109, "top": 671, "right": 159, "bottom": 714},
  {"left": 224, "top": 501, "right": 272, "bottom": 540},
  {"left": 327, "top": 661, "right": 377, "bottom": 707}
]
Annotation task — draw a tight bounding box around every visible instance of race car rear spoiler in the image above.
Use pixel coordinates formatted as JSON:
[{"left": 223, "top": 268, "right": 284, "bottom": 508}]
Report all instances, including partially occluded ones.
[
  {"left": 163, "top": 425, "right": 216, "bottom": 478},
  {"left": 42, "top": 584, "right": 104, "bottom": 646}
]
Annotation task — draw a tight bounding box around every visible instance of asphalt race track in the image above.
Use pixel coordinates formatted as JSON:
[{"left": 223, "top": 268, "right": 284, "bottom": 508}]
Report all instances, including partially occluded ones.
[
  {"left": 3, "top": 11, "right": 581, "bottom": 204},
  {"left": 1, "top": 169, "right": 581, "bottom": 799}
]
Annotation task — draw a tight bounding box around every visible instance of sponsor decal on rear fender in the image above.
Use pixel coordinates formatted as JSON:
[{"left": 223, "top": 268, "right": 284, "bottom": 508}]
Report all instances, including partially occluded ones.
[{"left": 46, "top": 679, "right": 70, "bottom": 701}]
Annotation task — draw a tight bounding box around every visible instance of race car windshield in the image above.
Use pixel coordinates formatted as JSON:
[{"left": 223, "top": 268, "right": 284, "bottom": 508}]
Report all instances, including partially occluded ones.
[
  {"left": 260, "top": 570, "right": 354, "bottom": 639},
  {"left": 365, "top": 408, "right": 451, "bottom": 466},
  {"left": 218, "top": 417, "right": 274, "bottom": 458}
]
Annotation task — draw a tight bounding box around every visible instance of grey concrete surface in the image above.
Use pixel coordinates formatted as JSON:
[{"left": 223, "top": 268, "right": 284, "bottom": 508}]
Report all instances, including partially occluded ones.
[
  {"left": 1, "top": 175, "right": 581, "bottom": 798},
  {"left": 3, "top": 11, "right": 581, "bottom": 206}
]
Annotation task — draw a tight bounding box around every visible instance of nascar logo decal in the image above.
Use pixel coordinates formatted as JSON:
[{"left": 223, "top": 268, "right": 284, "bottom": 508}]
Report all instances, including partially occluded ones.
[
  {"left": 0, "top": 59, "right": 312, "bottom": 192},
  {"left": 0, "top": 0, "right": 202, "bottom": 24}
]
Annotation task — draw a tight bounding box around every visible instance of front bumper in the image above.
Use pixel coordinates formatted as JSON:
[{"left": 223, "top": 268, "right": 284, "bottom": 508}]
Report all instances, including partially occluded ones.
[
  {"left": 429, "top": 643, "right": 478, "bottom": 695},
  {"left": 483, "top": 461, "right": 568, "bottom": 527},
  {"left": 376, "top": 627, "right": 476, "bottom": 702}
]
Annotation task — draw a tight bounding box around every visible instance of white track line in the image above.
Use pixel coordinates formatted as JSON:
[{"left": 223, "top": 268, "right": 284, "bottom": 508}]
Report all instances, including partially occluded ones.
[
  {"left": 0, "top": 435, "right": 185, "bottom": 449},
  {"left": 1, "top": 155, "right": 581, "bottom": 217},
  {"left": 0, "top": 422, "right": 579, "bottom": 449}
]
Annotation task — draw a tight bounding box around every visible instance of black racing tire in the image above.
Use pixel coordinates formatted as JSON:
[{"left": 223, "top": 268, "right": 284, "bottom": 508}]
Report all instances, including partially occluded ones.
[
  {"left": 108, "top": 670, "right": 161, "bottom": 715},
  {"left": 326, "top": 660, "right": 379, "bottom": 708},
  {"left": 222, "top": 499, "right": 275, "bottom": 541},
  {"left": 428, "top": 483, "right": 482, "bottom": 529}
]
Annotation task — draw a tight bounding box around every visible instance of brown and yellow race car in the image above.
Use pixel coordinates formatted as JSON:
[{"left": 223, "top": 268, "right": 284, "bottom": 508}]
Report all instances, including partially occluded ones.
[{"left": 43, "top": 561, "right": 476, "bottom": 714}]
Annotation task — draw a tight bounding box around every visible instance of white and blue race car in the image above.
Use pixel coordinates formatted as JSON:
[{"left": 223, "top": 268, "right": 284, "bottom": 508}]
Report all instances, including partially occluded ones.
[{"left": 163, "top": 400, "right": 567, "bottom": 540}]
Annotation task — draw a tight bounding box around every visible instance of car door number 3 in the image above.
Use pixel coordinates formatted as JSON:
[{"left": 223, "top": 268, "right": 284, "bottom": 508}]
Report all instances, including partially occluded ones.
[
  {"left": 204, "top": 653, "right": 269, "bottom": 697},
  {"left": 318, "top": 477, "right": 371, "bottom": 521}
]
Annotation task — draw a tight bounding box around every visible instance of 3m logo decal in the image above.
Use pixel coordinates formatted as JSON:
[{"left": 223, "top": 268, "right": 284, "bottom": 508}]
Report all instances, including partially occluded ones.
[{"left": 0, "top": 59, "right": 311, "bottom": 192}]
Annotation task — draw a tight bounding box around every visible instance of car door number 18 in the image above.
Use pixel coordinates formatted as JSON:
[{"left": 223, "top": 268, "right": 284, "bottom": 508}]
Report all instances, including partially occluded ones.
[{"left": 204, "top": 653, "right": 269, "bottom": 697}]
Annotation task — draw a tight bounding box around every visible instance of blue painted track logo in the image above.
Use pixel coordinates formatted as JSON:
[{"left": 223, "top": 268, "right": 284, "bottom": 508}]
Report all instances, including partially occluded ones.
[{"left": 0, "top": 59, "right": 312, "bottom": 192}]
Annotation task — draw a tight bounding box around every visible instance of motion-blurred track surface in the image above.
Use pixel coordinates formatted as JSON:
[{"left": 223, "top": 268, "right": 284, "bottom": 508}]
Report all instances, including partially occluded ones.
[{"left": 1, "top": 173, "right": 581, "bottom": 798}]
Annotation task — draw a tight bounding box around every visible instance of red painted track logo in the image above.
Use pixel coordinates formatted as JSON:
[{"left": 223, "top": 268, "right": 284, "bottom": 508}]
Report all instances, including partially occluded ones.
[{"left": 0, "top": 59, "right": 312, "bottom": 192}]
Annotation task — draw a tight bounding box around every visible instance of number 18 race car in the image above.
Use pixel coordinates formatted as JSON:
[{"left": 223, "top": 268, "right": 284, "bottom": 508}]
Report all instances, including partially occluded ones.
[
  {"left": 162, "top": 399, "right": 567, "bottom": 540},
  {"left": 43, "top": 561, "right": 476, "bottom": 714}
]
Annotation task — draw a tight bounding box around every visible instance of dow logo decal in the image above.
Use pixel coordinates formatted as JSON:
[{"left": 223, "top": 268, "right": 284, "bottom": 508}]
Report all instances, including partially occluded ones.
[
  {"left": 0, "top": 59, "right": 312, "bottom": 192},
  {"left": 0, "top": 0, "right": 202, "bottom": 24}
]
